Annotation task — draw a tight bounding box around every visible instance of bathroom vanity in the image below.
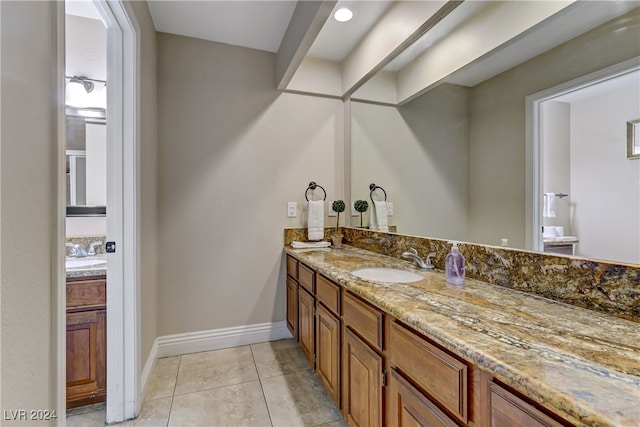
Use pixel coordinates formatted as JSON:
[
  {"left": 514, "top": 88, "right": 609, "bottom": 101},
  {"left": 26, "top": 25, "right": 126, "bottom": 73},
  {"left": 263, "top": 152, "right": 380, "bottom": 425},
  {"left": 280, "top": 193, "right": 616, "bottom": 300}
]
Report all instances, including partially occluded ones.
[
  {"left": 66, "top": 260, "right": 107, "bottom": 408},
  {"left": 284, "top": 243, "right": 639, "bottom": 427}
]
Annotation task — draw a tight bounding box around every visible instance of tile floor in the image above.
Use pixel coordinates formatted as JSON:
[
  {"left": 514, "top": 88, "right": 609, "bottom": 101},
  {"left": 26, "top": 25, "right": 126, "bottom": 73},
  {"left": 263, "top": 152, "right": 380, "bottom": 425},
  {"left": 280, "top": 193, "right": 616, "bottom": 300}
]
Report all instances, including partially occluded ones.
[{"left": 66, "top": 339, "right": 347, "bottom": 427}]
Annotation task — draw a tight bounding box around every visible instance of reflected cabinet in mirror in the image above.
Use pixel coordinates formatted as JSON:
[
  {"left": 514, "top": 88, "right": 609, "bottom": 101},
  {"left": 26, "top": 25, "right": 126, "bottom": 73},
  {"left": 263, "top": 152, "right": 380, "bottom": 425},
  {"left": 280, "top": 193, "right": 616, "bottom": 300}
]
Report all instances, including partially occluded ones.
[
  {"left": 350, "top": 1, "right": 640, "bottom": 265},
  {"left": 66, "top": 108, "right": 106, "bottom": 216}
]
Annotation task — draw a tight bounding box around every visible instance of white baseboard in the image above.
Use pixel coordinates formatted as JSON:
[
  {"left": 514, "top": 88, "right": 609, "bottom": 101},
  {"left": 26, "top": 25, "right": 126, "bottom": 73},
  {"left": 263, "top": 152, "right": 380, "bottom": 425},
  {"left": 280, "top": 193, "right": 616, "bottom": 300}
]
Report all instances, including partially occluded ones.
[
  {"left": 155, "top": 321, "right": 292, "bottom": 359},
  {"left": 139, "top": 338, "right": 159, "bottom": 409},
  {"left": 140, "top": 321, "right": 292, "bottom": 402}
]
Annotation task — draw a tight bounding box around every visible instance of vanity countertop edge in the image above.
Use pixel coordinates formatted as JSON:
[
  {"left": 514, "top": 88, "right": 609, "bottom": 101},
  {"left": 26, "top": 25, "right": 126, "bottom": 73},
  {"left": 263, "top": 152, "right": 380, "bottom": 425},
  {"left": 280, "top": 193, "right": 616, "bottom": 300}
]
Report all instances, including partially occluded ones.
[{"left": 284, "top": 244, "right": 640, "bottom": 427}]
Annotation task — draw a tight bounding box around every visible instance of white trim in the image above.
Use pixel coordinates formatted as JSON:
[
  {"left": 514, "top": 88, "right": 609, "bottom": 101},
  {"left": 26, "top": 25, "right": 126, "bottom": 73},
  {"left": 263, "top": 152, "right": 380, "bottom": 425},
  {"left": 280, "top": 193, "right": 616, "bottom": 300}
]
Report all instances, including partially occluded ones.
[
  {"left": 525, "top": 57, "right": 640, "bottom": 252},
  {"left": 156, "top": 322, "right": 293, "bottom": 359},
  {"left": 140, "top": 339, "right": 159, "bottom": 401},
  {"left": 93, "top": 0, "right": 140, "bottom": 423}
]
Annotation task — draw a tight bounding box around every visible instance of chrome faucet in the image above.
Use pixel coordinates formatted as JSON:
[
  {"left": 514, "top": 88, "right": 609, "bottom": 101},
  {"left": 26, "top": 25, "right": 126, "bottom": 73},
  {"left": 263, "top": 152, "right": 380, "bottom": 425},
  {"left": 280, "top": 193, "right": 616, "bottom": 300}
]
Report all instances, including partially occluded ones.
[
  {"left": 66, "top": 243, "right": 88, "bottom": 258},
  {"left": 87, "top": 241, "right": 103, "bottom": 256},
  {"left": 401, "top": 248, "right": 436, "bottom": 270}
]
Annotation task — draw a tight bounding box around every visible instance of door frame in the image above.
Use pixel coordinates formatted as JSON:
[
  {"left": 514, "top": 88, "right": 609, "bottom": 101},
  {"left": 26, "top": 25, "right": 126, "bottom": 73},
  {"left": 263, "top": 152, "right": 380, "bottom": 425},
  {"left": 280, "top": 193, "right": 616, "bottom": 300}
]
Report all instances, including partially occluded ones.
[
  {"left": 524, "top": 57, "right": 640, "bottom": 252},
  {"left": 58, "top": 0, "right": 141, "bottom": 423}
]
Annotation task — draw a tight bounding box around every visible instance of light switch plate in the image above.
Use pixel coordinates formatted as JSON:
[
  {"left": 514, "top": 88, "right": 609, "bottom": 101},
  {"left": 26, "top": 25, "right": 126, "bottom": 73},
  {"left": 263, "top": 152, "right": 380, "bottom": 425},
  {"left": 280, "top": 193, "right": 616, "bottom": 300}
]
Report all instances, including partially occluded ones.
[
  {"left": 386, "top": 202, "right": 394, "bottom": 216},
  {"left": 287, "top": 202, "right": 297, "bottom": 218},
  {"left": 351, "top": 202, "right": 358, "bottom": 216}
]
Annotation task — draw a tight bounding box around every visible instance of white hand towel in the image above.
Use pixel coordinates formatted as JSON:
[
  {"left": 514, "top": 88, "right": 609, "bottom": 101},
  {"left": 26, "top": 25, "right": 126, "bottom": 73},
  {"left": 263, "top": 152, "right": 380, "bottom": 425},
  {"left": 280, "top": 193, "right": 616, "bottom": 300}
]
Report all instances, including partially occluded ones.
[
  {"left": 370, "top": 200, "right": 389, "bottom": 232},
  {"left": 543, "top": 193, "right": 556, "bottom": 218},
  {"left": 291, "top": 241, "right": 331, "bottom": 249},
  {"left": 307, "top": 200, "right": 324, "bottom": 241}
]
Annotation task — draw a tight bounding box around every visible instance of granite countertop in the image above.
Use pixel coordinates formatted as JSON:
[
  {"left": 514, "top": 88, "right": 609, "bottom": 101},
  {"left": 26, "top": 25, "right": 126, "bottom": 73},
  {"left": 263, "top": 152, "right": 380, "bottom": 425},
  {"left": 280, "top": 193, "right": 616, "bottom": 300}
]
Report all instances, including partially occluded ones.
[
  {"left": 284, "top": 245, "right": 640, "bottom": 427},
  {"left": 66, "top": 256, "right": 107, "bottom": 279}
]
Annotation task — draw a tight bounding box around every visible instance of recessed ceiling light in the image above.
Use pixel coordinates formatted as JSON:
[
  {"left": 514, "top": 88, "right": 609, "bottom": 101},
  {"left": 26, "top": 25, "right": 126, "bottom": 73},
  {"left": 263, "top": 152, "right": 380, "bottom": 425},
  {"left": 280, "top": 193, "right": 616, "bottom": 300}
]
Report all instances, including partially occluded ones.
[{"left": 334, "top": 7, "right": 353, "bottom": 22}]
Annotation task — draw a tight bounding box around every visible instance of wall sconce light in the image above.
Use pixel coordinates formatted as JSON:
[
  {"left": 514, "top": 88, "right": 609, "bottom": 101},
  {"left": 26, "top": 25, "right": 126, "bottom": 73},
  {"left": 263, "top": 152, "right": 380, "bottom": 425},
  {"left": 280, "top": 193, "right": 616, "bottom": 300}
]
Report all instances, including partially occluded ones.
[
  {"left": 69, "top": 76, "right": 94, "bottom": 93},
  {"left": 66, "top": 76, "right": 106, "bottom": 109}
]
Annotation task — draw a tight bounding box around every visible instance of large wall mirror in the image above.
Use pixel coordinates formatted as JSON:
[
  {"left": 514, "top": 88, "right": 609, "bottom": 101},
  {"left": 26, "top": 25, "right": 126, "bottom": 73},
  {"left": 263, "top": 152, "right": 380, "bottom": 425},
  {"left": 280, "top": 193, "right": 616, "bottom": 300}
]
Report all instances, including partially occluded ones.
[
  {"left": 66, "top": 107, "right": 106, "bottom": 216},
  {"left": 350, "top": 1, "right": 640, "bottom": 265}
]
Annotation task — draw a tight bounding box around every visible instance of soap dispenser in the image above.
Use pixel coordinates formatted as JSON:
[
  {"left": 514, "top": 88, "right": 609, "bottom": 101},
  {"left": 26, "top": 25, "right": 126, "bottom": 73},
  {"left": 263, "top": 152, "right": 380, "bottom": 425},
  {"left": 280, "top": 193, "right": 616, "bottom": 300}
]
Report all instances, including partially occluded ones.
[{"left": 445, "top": 242, "right": 465, "bottom": 285}]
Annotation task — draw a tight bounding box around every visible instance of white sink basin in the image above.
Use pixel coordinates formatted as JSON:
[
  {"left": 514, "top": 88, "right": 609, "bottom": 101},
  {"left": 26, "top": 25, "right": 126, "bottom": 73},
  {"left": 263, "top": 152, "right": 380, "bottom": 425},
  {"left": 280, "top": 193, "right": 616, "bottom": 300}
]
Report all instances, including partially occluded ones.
[
  {"left": 66, "top": 258, "right": 106, "bottom": 269},
  {"left": 351, "top": 268, "right": 423, "bottom": 283}
]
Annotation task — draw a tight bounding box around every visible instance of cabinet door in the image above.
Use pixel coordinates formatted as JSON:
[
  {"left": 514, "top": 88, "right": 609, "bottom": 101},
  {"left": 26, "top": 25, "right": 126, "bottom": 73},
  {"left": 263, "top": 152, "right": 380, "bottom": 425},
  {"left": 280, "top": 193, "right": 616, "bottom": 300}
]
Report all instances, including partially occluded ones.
[
  {"left": 298, "top": 287, "right": 315, "bottom": 367},
  {"left": 388, "top": 369, "right": 458, "bottom": 427},
  {"left": 316, "top": 303, "right": 341, "bottom": 407},
  {"left": 66, "top": 309, "right": 106, "bottom": 408},
  {"left": 286, "top": 276, "right": 299, "bottom": 340},
  {"left": 343, "top": 327, "right": 383, "bottom": 427}
]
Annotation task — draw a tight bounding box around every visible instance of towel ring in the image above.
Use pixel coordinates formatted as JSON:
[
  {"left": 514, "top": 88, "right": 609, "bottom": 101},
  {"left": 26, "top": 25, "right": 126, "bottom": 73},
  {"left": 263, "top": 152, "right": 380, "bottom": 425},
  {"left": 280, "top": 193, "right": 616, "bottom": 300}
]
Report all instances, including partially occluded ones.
[
  {"left": 369, "top": 183, "right": 387, "bottom": 202},
  {"left": 305, "top": 181, "right": 326, "bottom": 201}
]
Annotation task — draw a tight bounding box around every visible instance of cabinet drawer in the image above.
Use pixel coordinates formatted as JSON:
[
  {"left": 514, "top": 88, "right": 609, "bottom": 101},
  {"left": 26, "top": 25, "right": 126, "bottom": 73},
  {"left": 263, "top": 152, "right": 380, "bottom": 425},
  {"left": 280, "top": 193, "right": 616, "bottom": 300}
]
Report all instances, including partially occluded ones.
[
  {"left": 316, "top": 274, "right": 340, "bottom": 315},
  {"left": 67, "top": 278, "right": 106, "bottom": 308},
  {"left": 490, "top": 382, "right": 565, "bottom": 427},
  {"left": 286, "top": 255, "right": 298, "bottom": 280},
  {"left": 388, "top": 368, "right": 458, "bottom": 427},
  {"left": 343, "top": 291, "right": 383, "bottom": 351},
  {"left": 390, "top": 321, "right": 468, "bottom": 423},
  {"left": 299, "top": 263, "right": 315, "bottom": 293}
]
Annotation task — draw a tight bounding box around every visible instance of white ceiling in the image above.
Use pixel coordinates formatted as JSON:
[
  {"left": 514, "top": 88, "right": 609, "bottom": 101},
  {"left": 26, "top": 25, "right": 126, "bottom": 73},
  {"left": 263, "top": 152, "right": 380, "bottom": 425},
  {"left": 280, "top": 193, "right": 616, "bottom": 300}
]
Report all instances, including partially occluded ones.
[
  {"left": 147, "top": 1, "right": 297, "bottom": 53},
  {"left": 66, "top": 0, "right": 102, "bottom": 21},
  {"left": 146, "top": 0, "right": 392, "bottom": 61},
  {"left": 307, "top": 0, "right": 393, "bottom": 62}
]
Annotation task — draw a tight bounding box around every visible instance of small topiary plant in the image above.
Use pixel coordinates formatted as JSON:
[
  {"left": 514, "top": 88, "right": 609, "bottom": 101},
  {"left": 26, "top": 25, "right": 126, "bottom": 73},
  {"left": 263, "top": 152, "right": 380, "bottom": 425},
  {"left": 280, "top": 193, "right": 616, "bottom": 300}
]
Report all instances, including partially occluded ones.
[
  {"left": 354, "top": 200, "right": 369, "bottom": 228},
  {"left": 331, "top": 200, "right": 346, "bottom": 230}
]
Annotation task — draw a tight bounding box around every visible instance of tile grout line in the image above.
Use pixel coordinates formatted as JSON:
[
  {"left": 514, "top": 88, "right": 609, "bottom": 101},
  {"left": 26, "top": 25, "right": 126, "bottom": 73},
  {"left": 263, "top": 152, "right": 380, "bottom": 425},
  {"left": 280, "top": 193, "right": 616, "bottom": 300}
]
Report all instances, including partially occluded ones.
[
  {"left": 166, "top": 355, "right": 182, "bottom": 427},
  {"left": 249, "top": 344, "right": 275, "bottom": 427},
  {"left": 169, "top": 378, "right": 263, "bottom": 398}
]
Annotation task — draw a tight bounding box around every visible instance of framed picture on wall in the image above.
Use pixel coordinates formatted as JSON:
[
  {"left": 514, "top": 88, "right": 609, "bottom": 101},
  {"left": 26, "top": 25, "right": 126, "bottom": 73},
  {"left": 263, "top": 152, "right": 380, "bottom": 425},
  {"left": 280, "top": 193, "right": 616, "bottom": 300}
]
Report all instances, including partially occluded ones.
[{"left": 627, "top": 119, "right": 640, "bottom": 159}]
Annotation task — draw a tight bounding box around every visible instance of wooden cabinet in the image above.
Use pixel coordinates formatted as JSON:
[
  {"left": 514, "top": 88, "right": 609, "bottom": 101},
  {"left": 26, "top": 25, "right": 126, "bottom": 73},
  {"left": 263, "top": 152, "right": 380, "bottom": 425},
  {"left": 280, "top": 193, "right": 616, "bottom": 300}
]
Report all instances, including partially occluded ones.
[
  {"left": 490, "top": 382, "right": 565, "bottom": 427},
  {"left": 388, "top": 368, "right": 458, "bottom": 427},
  {"left": 66, "top": 276, "right": 106, "bottom": 408},
  {"left": 342, "top": 327, "right": 383, "bottom": 427},
  {"left": 342, "top": 290, "right": 385, "bottom": 426},
  {"left": 286, "top": 276, "right": 298, "bottom": 339},
  {"left": 343, "top": 291, "right": 384, "bottom": 351},
  {"left": 283, "top": 255, "right": 572, "bottom": 427},
  {"left": 298, "top": 286, "right": 315, "bottom": 366},
  {"left": 299, "top": 263, "right": 315, "bottom": 293},
  {"left": 389, "top": 321, "right": 468, "bottom": 424},
  {"left": 316, "top": 303, "right": 341, "bottom": 406}
]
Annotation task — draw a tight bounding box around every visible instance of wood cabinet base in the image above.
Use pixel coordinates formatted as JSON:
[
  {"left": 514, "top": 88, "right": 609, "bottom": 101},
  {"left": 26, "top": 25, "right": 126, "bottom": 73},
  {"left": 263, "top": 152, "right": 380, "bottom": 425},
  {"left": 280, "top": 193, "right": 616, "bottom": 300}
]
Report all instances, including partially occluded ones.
[{"left": 66, "top": 276, "right": 107, "bottom": 408}]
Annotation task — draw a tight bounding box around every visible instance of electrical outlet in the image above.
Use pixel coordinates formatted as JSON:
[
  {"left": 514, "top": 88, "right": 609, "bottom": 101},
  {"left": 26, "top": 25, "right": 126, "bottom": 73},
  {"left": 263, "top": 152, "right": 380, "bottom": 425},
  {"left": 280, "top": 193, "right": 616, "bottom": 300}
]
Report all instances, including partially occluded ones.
[
  {"left": 386, "top": 202, "right": 394, "bottom": 216},
  {"left": 287, "top": 202, "right": 297, "bottom": 218}
]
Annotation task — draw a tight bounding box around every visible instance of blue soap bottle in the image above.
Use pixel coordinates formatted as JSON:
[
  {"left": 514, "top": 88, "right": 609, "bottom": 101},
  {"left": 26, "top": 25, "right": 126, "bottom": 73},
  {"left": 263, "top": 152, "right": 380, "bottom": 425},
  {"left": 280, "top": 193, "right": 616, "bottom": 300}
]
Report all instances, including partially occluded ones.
[{"left": 445, "top": 242, "right": 465, "bottom": 285}]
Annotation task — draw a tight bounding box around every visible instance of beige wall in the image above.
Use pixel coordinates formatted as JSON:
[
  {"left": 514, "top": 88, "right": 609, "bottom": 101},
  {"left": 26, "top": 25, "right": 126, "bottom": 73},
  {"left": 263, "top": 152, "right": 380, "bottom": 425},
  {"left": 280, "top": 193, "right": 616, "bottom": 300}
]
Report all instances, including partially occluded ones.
[
  {"left": 468, "top": 8, "right": 640, "bottom": 248},
  {"left": 569, "top": 79, "right": 639, "bottom": 263},
  {"left": 157, "top": 33, "right": 344, "bottom": 336},
  {"left": 351, "top": 83, "right": 469, "bottom": 239},
  {"left": 1, "top": 0, "right": 60, "bottom": 420},
  {"left": 126, "top": 0, "right": 158, "bottom": 373}
]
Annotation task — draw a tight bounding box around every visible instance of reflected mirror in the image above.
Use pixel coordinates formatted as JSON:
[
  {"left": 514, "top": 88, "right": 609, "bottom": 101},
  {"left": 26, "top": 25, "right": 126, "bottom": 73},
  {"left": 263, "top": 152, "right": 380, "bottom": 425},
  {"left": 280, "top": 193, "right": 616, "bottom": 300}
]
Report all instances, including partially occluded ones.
[
  {"left": 350, "top": 1, "right": 640, "bottom": 264},
  {"left": 66, "top": 107, "right": 106, "bottom": 216}
]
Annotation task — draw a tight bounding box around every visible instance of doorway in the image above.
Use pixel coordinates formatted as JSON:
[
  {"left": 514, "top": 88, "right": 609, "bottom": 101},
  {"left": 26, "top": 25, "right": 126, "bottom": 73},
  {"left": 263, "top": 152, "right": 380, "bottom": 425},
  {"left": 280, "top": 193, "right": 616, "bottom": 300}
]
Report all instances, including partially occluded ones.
[
  {"left": 60, "top": 0, "right": 140, "bottom": 423},
  {"left": 527, "top": 58, "right": 640, "bottom": 264}
]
